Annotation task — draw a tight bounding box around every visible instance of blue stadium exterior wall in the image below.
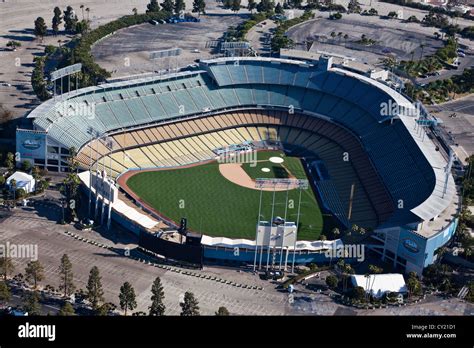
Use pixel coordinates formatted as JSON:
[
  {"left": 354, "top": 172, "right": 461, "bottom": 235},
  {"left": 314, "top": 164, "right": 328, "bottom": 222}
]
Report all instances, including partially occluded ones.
[
  {"left": 16, "top": 130, "right": 47, "bottom": 162},
  {"left": 396, "top": 218, "right": 458, "bottom": 272},
  {"left": 424, "top": 218, "right": 458, "bottom": 266}
]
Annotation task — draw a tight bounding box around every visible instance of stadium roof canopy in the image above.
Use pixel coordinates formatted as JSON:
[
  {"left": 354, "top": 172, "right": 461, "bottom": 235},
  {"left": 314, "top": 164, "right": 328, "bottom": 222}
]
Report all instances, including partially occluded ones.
[{"left": 24, "top": 57, "right": 455, "bottom": 230}]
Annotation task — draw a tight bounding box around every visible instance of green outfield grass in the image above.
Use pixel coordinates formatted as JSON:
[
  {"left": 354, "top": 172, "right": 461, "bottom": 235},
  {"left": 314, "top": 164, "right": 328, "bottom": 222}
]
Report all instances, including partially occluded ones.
[{"left": 126, "top": 153, "right": 323, "bottom": 240}]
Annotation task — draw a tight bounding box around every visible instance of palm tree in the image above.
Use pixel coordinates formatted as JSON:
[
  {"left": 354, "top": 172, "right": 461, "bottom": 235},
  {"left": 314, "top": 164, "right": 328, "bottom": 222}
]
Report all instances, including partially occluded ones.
[
  {"left": 132, "top": 8, "right": 138, "bottom": 15},
  {"left": 86, "top": 8, "right": 90, "bottom": 22},
  {"left": 80, "top": 5, "right": 85, "bottom": 20},
  {"left": 364, "top": 273, "right": 371, "bottom": 301},
  {"left": 10, "top": 178, "right": 16, "bottom": 201},
  {"left": 368, "top": 264, "right": 382, "bottom": 297}
]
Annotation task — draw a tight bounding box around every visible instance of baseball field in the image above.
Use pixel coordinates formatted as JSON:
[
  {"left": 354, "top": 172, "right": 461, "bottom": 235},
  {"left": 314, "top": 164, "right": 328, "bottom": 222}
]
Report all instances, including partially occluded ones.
[{"left": 125, "top": 151, "right": 323, "bottom": 240}]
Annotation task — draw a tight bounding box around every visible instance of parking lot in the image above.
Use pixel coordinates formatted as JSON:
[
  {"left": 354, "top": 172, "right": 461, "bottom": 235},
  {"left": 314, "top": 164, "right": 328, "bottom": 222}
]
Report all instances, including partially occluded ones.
[
  {"left": 0, "top": 194, "right": 289, "bottom": 315},
  {"left": 92, "top": 5, "right": 248, "bottom": 77},
  {"left": 287, "top": 14, "right": 444, "bottom": 65}
]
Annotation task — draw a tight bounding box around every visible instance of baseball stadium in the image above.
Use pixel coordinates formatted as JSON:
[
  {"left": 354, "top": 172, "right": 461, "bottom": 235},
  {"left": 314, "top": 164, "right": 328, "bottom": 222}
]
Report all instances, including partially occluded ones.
[{"left": 16, "top": 56, "right": 460, "bottom": 274}]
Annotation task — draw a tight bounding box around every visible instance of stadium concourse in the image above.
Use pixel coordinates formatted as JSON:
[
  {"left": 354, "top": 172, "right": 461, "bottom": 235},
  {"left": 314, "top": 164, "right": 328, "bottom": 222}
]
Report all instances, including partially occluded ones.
[{"left": 16, "top": 56, "right": 460, "bottom": 274}]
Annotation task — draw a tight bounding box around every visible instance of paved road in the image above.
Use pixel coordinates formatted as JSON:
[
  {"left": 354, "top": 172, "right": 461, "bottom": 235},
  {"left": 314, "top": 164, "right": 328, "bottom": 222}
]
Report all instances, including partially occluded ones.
[
  {"left": 417, "top": 55, "right": 474, "bottom": 85},
  {"left": 246, "top": 18, "right": 279, "bottom": 56},
  {"left": 427, "top": 94, "right": 474, "bottom": 158}
]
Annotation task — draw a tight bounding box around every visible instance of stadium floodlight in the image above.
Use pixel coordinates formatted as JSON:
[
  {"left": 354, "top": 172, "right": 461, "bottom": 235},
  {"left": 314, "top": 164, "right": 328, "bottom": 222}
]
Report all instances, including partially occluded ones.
[
  {"left": 149, "top": 48, "right": 182, "bottom": 75},
  {"left": 50, "top": 63, "right": 82, "bottom": 99},
  {"left": 149, "top": 48, "right": 182, "bottom": 60},
  {"left": 50, "top": 63, "right": 82, "bottom": 81},
  {"left": 220, "top": 41, "right": 251, "bottom": 57},
  {"left": 221, "top": 41, "right": 250, "bottom": 50}
]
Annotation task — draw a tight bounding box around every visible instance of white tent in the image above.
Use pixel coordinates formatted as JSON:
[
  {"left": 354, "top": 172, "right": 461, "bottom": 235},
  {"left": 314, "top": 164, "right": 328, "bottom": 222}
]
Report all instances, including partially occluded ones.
[
  {"left": 6, "top": 171, "right": 35, "bottom": 194},
  {"left": 351, "top": 273, "right": 407, "bottom": 298}
]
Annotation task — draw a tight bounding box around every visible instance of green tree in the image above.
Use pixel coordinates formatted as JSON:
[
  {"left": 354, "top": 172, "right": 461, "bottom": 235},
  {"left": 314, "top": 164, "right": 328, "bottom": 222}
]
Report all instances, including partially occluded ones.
[
  {"left": 59, "top": 254, "right": 75, "bottom": 298},
  {"left": 161, "top": 0, "right": 174, "bottom": 13},
  {"left": 52, "top": 6, "right": 62, "bottom": 35},
  {"left": 64, "top": 6, "right": 78, "bottom": 33},
  {"left": 4, "top": 152, "right": 15, "bottom": 171},
  {"left": 247, "top": 0, "right": 257, "bottom": 13},
  {"left": 180, "top": 291, "right": 200, "bottom": 316},
  {"left": 174, "top": 0, "right": 186, "bottom": 14},
  {"left": 406, "top": 272, "right": 422, "bottom": 297},
  {"left": 22, "top": 291, "right": 41, "bottom": 315},
  {"left": 34, "top": 17, "right": 48, "bottom": 41},
  {"left": 231, "top": 0, "right": 241, "bottom": 12},
  {"left": 0, "top": 282, "right": 11, "bottom": 305},
  {"left": 215, "top": 306, "right": 230, "bottom": 315},
  {"left": 31, "top": 56, "right": 50, "bottom": 101},
  {"left": 58, "top": 302, "right": 75, "bottom": 316},
  {"left": 31, "top": 166, "right": 42, "bottom": 180},
  {"left": 387, "top": 11, "right": 398, "bottom": 19},
  {"left": 6, "top": 40, "right": 21, "bottom": 51},
  {"left": 349, "top": 286, "right": 366, "bottom": 302},
  {"left": 15, "top": 188, "right": 26, "bottom": 200},
  {"left": 86, "top": 266, "right": 104, "bottom": 311},
  {"left": 325, "top": 275, "right": 338, "bottom": 289},
  {"left": 275, "top": 2, "right": 284, "bottom": 14},
  {"left": 257, "top": 0, "right": 275, "bottom": 12},
  {"left": 21, "top": 160, "right": 32, "bottom": 173},
  {"left": 149, "top": 277, "right": 166, "bottom": 316},
  {"left": 192, "top": 0, "right": 206, "bottom": 15},
  {"left": 9, "top": 178, "right": 17, "bottom": 201},
  {"left": 119, "top": 282, "right": 137, "bottom": 316},
  {"left": 133, "top": 8, "right": 138, "bottom": 15},
  {"left": 25, "top": 260, "right": 44, "bottom": 290},
  {"left": 289, "top": 0, "right": 303, "bottom": 8},
  {"left": 147, "top": 0, "right": 161, "bottom": 13},
  {"left": 97, "top": 302, "right": 116, "bottom": 316},
  {"left": 75, "top": 20, "right": 90, "bottom": 35},
  {"left": 0, "top": 256, "right": 15, "bottom": 281}
]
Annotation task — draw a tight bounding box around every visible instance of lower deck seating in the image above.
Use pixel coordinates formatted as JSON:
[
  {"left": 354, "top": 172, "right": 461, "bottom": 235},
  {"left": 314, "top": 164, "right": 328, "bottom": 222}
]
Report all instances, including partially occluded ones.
[{"left": 76, "top": 109, "right": 393, "bottom": 227}]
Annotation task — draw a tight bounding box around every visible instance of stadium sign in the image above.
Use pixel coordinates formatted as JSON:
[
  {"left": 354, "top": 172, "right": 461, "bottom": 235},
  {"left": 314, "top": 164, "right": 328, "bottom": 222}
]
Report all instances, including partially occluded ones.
[
  {"left": 22, "top": 139, "right": 41, "bottom": 150},
  {"left": 402, "top": 238, "right": 419, "bottom": 253}
]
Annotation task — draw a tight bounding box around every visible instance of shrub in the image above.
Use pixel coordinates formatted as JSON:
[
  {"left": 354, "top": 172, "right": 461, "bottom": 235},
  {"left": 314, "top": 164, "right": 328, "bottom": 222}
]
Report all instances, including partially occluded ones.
[{"left": 326, "top": 275, "right": 338, "bottom": 289}]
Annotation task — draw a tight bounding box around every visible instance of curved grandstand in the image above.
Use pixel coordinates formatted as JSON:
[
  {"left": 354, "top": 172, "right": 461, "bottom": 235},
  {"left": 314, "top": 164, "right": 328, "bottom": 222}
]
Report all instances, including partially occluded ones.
[{"left": 18, "top": 56, "right": 459, "bottom": 273}]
